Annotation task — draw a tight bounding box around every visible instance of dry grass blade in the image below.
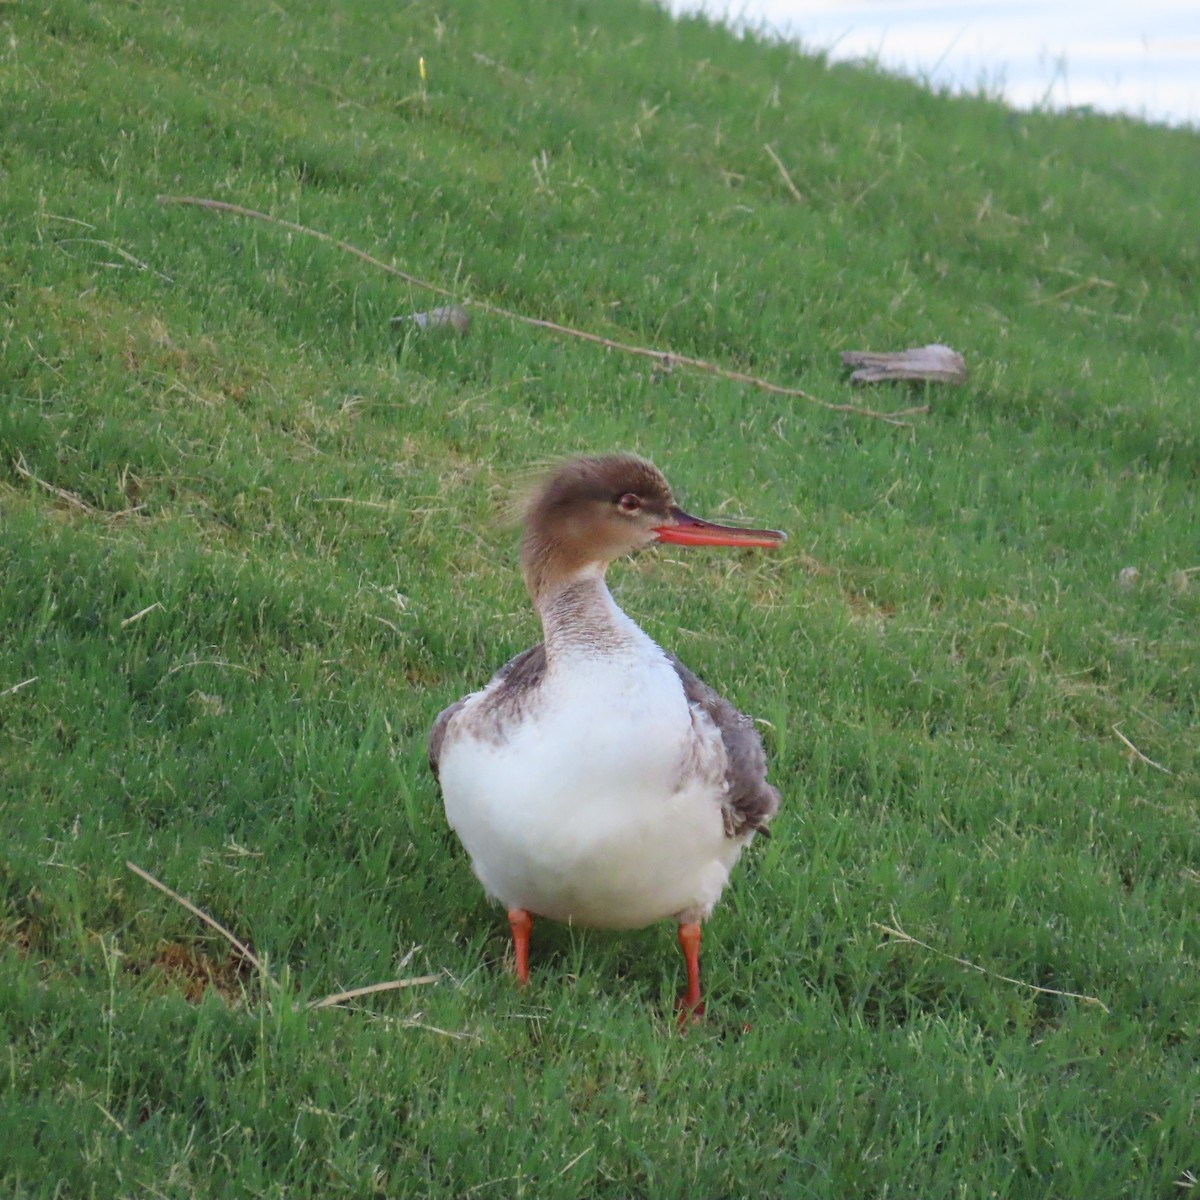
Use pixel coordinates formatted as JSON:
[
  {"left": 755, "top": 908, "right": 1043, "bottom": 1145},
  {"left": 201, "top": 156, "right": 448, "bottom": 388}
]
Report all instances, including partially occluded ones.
[
  {"left": 873, "top": 918, "right": 1110, "bottom": 1013},
  {"left": 394, "top": 1018, "right": 481, "bottom": 1041},
  {"left": 53, "top": 236, "right": 175, "bottom": 284},
  {"left": 158, "top": 195, "right": 453, "bottom": 294},
  {"left": 95, "top": 1102, "right": 132, "bottom": 1139},
  {"left": 1112, "top": 724, "right": 1174, "bottom": 775},
  {"left": 307, "top": 975, "right": 443, "bottom": 1010},
  {"left": 129, "top": 862, "right": 445, "bottom": 1014},
  {"left": 126, "top": 859, "right": 271, "bottom": 984},
  {"left": 1, "top": 676, "right": 39, "bottom": 699},
  {"left": 14, "top": 452, "right": 98, "bottom": 513},
  {"left": 481, "top": 309, "right": 926, "bottom": 425},
  {"left": 313, "top": 497, "right": 395, "bottom": 510},
  {"left": 161, "top": 658, "right": 262, "bottom": 680},
  {"left": 14, "top": 452, "right": 144, "bottom": 519},
  {"left": 1033, "top": 275, "right": 1118, "bottom": 305},
  {"left": 555, "top": 1147, "right": 594, "bottom": 1179},
  {"left": 763, "top": 143, "right": 805, "bottom": 203},
  {"left": 120, "top": 602, "right": 163, "bottom": 629},
  {"left": 158, "top": 194, "right": 923, "bottom": 426}
]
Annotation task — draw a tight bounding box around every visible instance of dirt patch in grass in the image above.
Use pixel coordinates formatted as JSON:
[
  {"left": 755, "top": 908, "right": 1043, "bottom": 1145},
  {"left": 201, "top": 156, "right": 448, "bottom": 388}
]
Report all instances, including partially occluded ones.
[{"left": 140, "top": 940, "right": 250, "bottom": 1004}]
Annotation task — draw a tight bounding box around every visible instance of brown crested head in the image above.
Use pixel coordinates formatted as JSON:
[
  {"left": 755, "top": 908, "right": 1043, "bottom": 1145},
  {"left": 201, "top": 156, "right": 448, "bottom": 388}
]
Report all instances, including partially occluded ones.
[
  {"left": 519, "top": 454, "right": 674, "bottom": 595},
  {"left": 518, "top": 453, "right": 786, "bottom": 599}
]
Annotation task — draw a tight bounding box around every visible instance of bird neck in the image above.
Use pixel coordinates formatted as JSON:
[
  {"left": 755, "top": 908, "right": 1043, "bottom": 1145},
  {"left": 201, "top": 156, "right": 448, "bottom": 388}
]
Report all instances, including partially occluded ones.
[{"left": 532, "top": 569, "right": 641, "bottom": 660}]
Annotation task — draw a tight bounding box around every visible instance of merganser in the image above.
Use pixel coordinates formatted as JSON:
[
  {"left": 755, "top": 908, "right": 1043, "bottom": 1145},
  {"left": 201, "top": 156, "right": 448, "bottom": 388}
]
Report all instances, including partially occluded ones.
[{"left": 428, "top": 453, "right": 785, "bottom": 1021}]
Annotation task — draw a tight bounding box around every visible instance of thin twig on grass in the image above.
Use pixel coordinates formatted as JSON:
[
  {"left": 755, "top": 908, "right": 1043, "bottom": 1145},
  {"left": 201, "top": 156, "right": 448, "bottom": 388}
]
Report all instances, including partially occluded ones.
[
  {"left": 313, "top": 497, "right": 395, "bottom": 510},
  {"left": 54, "top": 236, "right": 175, "bottom": 284},
  {"left": 1033, "top": 275, "right": 1117, "bottom": 305},
  {"left": 394, "top": 1017, "right": 480, "bottom": 1041},
  {"left": 763, "top": 143, "right": 805, "bottom": 203},
  {"left": 556, "top": 1147, "right": 594, "bottom": 1179},
  {"left": 126, "top": 860, "right": 270, "bottom": 980},
  {"left": 157, "top": 194, "right": 924, "bottom": 427},
  {"left": 95, "top": 1102, "right": 132, "bottom": 1139},
  {"left": 14, "top": 453, "right": 145, "bottom": 519},
  {"left": 1112, "top": 724, "right": 1173, "bottom": 775},
  {"left": 14, "top": 453, "right": 98, "bottom": 514},
  {"left": 161, "top": 658, "right": 262, "bottom": 680},
  {"left": 472, "top": 51, "right": 534, "bottom": 86},
  {"left": 126, "top": 861, "right": 444, "bottom": 1014},
  {"left": 0, "top": 677, "right": 38, "bottom": 699},
  {"left": 158, "top": 195, "right": 453, "bottom": 296},
  {"left": 120, "top": 602, "right": 163, "bottom": 629},
  {"left": 873, "top": 917, "right": 1110, "bottom": 1014},
  {"left": 307, "top": 977, "right": 442, "bottom": 1010},
  {"left": 464, "top": 1174, "right": 522, "bottom": 1197}
]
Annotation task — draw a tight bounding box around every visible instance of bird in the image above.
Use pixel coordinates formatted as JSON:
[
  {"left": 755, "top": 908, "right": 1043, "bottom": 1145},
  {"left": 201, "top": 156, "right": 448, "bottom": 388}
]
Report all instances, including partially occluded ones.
[{"left": 427, "top": 453, "right": 784, "bottom": 1022}]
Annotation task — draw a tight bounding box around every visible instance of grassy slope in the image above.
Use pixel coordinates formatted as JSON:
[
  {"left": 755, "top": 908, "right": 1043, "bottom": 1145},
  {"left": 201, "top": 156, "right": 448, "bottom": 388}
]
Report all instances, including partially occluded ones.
[{"left": 2, "top": 0, "right": 1197, "bottom": 1195}]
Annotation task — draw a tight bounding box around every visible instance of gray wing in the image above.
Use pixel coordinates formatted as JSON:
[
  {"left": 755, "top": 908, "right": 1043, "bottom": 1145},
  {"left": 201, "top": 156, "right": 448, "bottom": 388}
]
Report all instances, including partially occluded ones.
[
  {"left": 667, "top": 654, "right": 781, "bottom": 839},
  {"left": 427, "top": 697, "right": 467, "bottom": 787},
  {"left": 427, "top": 643, "right": 548, "bottom": 787}
]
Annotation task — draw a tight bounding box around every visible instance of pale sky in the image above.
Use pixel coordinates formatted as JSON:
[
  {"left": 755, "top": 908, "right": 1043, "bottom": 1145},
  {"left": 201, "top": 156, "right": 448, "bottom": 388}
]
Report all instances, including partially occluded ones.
[{"left": 669, "top": 1, "right": 1200, "bottom": 126}]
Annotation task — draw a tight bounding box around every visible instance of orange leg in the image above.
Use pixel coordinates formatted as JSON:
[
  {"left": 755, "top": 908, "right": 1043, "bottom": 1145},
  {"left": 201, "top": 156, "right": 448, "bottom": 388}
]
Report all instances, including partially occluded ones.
[
  {"left": 507, "top": 908, "right": 532, "bottom": 986},
  {"left": 675, "top": 921, "right": 706, "bottom": 1024}
]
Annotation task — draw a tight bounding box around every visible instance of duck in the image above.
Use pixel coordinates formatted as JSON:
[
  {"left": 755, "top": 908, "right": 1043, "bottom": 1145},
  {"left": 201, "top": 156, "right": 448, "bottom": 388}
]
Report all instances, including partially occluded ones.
[{"left": 428, "top": 453, "right": 784, "bottom": 1021}]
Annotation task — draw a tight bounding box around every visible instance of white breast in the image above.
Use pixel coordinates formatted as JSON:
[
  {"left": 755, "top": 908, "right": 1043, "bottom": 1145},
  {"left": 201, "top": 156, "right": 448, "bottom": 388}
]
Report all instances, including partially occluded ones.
[{"left": 438, "top": 641, "right": 743, "bottom": 929}]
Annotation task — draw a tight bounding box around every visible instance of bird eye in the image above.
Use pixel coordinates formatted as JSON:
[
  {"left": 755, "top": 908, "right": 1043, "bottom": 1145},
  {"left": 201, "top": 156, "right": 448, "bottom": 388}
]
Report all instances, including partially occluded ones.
[{"left": 617, "top": 493, "right": 642, "bottom": 513}]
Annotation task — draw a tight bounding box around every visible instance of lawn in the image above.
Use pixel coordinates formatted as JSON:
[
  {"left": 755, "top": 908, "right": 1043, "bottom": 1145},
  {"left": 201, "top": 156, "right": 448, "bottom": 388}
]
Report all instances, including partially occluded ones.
[{"left": 1, "top": 0, "right": 1197, "bottom": 1196}]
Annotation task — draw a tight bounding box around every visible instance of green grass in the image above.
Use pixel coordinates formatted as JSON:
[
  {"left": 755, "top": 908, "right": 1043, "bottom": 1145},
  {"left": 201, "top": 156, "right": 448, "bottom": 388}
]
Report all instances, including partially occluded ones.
[{"left": 2, "top": 0, "right": 1198, "bottom": 1195}]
